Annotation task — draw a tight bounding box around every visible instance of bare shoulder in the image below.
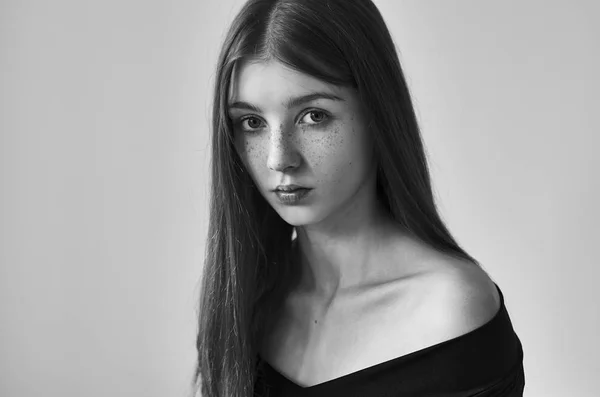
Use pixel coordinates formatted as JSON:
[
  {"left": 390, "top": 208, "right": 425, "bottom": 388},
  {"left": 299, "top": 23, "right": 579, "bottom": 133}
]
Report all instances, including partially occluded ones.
[{"left": 415, "top": 255, "right": 502, "bottom": 339}]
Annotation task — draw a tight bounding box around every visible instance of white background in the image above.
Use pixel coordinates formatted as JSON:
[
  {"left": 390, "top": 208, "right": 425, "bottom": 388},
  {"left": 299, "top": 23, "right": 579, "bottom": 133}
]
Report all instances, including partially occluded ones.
[{"left": 1, "top": 1, "right": 598, "bottom": 396}]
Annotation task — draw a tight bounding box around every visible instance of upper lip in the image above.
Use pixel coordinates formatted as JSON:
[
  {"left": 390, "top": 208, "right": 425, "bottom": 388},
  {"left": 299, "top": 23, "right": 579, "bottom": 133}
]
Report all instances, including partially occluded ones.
[{"left": 273, "top": 184, "right": 310, "bottom": 192}]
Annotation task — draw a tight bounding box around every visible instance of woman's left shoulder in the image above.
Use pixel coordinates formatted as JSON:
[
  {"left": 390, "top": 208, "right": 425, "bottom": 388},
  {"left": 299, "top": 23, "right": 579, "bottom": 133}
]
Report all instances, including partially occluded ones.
[{"left": 417, "top": 256, "right": 502, "bottom": 338}]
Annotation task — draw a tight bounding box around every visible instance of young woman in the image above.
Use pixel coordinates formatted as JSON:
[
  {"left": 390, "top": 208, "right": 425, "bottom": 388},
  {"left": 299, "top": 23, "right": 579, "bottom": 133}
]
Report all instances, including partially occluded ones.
[{"left": 194, "top": 0, "right": 525, "bottom": 396}]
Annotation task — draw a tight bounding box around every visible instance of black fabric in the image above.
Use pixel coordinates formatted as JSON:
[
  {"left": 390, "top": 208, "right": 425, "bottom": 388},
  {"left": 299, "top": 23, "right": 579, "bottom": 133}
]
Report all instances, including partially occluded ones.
[{"left": 254, "top": 283, "right": 525, "bottom": 397}]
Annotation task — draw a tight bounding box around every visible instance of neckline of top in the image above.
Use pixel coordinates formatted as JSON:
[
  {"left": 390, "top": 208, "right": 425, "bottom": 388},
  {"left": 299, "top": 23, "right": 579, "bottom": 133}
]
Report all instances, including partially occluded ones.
[{"left": 259, "top": 282, "right": 506, "bottom": 390}]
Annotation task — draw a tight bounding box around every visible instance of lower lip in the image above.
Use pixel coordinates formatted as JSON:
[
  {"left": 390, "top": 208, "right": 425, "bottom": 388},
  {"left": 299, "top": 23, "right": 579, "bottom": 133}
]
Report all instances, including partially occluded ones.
[{"left": 274, "top": 188, "right": 312, "bottom": 205}]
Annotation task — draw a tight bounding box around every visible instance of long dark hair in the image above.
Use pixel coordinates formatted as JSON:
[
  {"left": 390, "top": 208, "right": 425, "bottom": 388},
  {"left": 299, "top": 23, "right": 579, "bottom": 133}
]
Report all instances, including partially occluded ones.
[{"left": 193, "top": 0, "right": 480, "bottom": 396}]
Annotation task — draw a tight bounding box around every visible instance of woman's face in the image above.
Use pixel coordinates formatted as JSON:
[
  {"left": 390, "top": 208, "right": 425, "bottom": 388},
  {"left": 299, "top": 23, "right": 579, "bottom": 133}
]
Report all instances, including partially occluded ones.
[{"left": 228, "top": 60, "right": 377, "bottom": 227}]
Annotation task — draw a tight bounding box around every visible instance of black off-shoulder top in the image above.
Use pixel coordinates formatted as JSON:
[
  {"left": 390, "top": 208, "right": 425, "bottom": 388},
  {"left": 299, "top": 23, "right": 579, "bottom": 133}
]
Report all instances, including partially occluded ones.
[{"left": 254, "top": 283, "right": 525, "bottom": 397}]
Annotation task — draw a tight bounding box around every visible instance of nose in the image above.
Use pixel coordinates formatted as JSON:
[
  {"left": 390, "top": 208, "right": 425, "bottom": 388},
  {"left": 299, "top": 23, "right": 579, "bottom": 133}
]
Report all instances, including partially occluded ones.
[{"left": 266, "top": 126, "right": 301, "bottom": 172}]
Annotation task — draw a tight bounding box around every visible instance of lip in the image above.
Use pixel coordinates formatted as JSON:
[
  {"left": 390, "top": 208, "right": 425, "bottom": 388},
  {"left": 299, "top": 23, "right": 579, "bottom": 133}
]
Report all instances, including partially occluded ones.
[
  {"left": 272, "top": 184, "right": 310, "bottom": 192},
  {"left": 273, "top": 187, "right": 312, "bottom": 205}
]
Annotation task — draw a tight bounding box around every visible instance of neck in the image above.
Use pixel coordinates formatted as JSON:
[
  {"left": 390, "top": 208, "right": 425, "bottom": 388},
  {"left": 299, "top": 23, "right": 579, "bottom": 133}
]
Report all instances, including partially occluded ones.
[{"left": 293, "top": 194, "right": 405, "bottom": 301}]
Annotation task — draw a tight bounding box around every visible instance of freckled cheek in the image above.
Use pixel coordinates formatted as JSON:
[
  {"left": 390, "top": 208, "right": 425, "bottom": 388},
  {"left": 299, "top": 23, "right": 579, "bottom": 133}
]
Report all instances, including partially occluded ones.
[
  {"left": 242, "top": 139, "right": 262, "bottom": 161},
  {"left": 305, "top": 123, "right": 348, "bottom": 187},
  {"left": 241, "top": 138, "right": 261, "bottom": 163},
  {"left": 239, "top": 138, "right": 269, "bottom": 186}
]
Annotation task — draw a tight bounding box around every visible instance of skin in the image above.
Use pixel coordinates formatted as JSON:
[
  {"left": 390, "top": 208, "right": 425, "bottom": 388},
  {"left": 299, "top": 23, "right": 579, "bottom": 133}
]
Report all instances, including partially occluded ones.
[{"left": 228, "top": 59, "right": 409, "bottom": 305}]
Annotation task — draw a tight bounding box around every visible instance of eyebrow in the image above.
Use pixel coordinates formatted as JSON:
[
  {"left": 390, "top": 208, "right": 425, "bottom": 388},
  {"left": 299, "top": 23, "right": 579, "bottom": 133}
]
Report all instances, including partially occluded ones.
[{"left": 228, "top": 92, "right": 345, "bottom": 112}]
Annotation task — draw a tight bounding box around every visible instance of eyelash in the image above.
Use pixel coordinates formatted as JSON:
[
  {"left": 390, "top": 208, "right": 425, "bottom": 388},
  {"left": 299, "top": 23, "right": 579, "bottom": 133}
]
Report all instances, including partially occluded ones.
[{"left": 235, "top": 109, "right": 331, "bottom": 132}]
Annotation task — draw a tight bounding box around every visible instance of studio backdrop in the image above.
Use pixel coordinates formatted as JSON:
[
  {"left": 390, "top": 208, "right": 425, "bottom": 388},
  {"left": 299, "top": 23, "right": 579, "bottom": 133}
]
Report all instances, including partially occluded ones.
[{"left": 1, "top": 1, "right": 598, "bottom": 396}]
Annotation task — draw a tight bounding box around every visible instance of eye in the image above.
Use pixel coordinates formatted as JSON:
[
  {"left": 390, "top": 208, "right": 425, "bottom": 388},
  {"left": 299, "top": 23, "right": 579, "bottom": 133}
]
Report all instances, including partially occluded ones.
[
  {"left": 300, "top": 110, "right": 329, "bottom": 125},
  {"left": 238, "top": 116, "right": 265, "bottom": 131}
]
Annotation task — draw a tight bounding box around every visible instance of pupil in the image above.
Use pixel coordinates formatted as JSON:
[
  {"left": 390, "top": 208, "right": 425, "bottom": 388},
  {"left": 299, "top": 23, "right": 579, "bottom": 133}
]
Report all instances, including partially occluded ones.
[
  {"left": 248, "top": 118, "right": 260, "bottom": 128},
  {"left": 311, "top": 112, "right": 323, "bottom": 122}
]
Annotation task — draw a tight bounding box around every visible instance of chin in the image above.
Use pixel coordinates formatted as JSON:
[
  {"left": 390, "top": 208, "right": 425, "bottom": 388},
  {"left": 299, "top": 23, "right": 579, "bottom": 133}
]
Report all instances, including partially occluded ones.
[{"left": 272, "top": 205, "right": 323, "bottom": 227}]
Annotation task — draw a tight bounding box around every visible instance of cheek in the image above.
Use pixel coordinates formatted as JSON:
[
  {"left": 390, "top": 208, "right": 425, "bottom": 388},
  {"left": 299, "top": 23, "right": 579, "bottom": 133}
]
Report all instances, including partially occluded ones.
[
  {"left": 236, "top": 136, "right": 265, "bottom": 179},
  {"left": 243, "top": 139, "right": 264, "bottom": 164},
  {"left": 303, "top": 121, "right": 355, "bottom": 186}
]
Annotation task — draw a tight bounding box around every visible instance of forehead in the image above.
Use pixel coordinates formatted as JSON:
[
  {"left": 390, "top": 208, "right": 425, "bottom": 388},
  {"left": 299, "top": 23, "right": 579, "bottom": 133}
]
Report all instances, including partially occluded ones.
[{"left": 228, "top": 59, "right": 348, "bottom": 105}]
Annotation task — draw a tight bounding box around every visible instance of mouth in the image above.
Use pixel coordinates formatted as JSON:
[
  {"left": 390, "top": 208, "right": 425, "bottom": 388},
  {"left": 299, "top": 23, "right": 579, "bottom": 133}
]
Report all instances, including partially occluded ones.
[
  {"left": 272, "top": 186, "right": 313, "bottom": 204},
  {"left": 272, "top": 184, "right": 311, "bottom": 193}
]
